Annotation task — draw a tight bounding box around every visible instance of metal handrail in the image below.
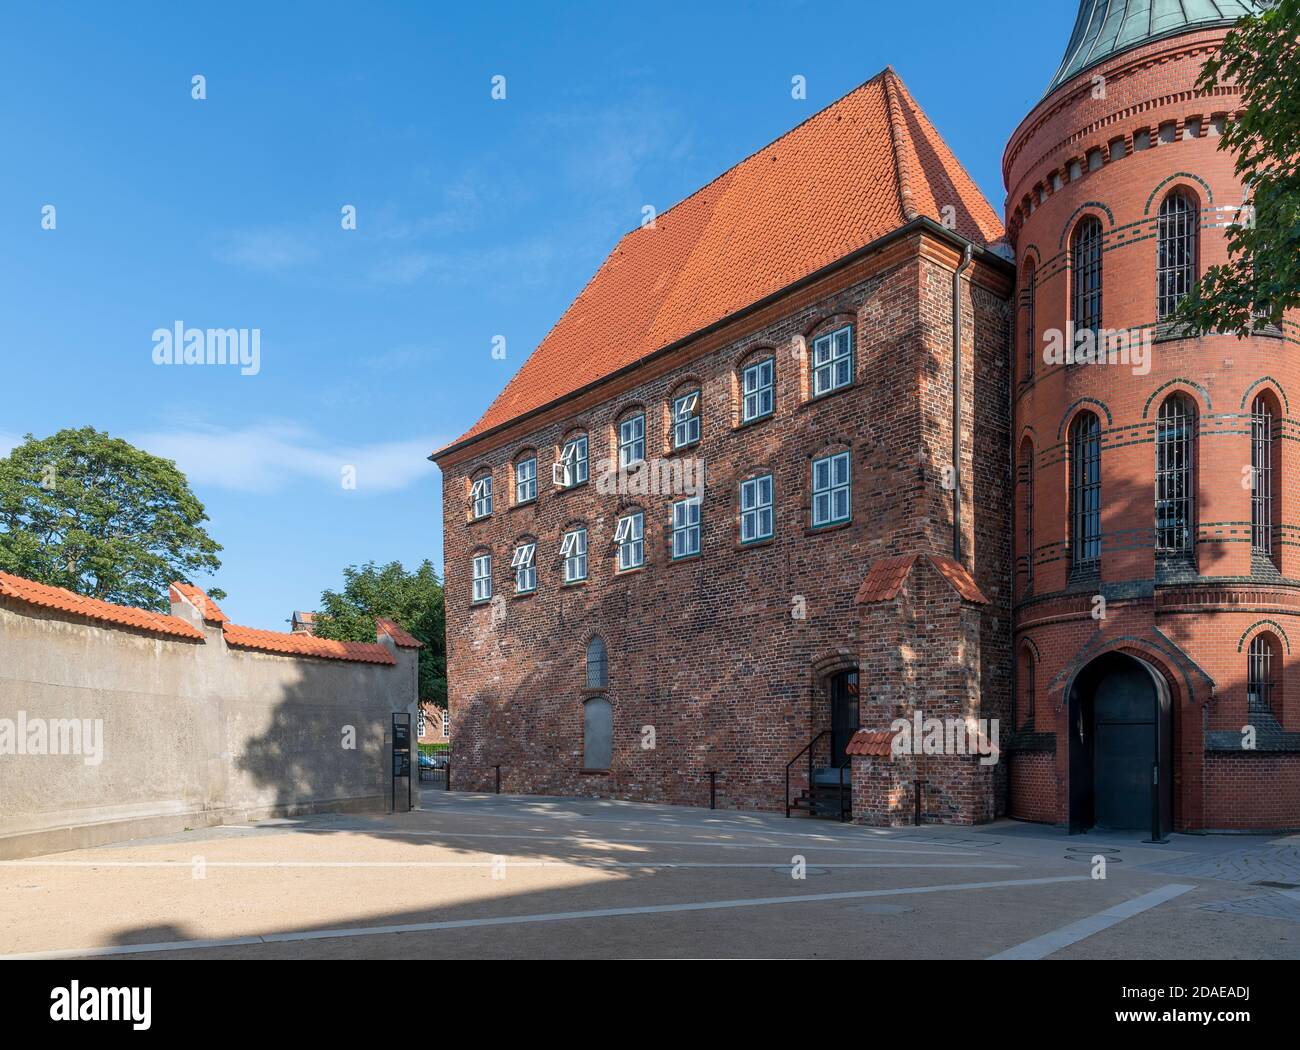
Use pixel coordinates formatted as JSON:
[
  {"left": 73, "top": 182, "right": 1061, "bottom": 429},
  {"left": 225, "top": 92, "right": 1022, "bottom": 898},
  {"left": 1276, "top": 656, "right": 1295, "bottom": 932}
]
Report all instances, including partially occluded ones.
[{"left": 784, "top": 730, "right": 831, "bottom": 817}]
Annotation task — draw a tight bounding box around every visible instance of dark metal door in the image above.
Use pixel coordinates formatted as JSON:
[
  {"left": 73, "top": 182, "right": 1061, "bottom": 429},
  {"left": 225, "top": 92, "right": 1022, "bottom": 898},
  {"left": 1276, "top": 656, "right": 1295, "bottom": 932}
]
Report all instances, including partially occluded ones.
[
  {"left": 1092, "top": 663, "right": 1156, "bottom": 830},
  {"left": 830, "top": 671, "right": 859, "bottom": 767}
]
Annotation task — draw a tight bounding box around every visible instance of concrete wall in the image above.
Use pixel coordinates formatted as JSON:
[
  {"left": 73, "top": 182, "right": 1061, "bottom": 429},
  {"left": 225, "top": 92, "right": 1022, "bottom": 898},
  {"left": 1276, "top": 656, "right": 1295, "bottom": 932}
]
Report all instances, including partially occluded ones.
[{"left": 0, "top": 596, "right": 419, "bottom": 859}]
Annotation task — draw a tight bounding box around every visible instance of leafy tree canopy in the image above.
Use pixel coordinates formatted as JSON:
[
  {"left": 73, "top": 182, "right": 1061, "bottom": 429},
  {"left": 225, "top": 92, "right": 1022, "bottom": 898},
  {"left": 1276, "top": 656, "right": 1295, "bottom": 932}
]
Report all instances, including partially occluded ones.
[
  {"left": 312, "top": 559, "right": 447, "bottom": 704},
  {"left": 1173, "top": 0, "right": 1300, "bottom": 336},
  {"left": 0, "top": 427, "right": 223, "bottom": 611}
]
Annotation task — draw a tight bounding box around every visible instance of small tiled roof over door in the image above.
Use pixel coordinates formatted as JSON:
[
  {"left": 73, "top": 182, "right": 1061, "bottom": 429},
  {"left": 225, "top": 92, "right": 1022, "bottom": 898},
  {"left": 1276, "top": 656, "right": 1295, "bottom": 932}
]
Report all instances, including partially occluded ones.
[{"left": 435, "top": 68, "right": 1002, "bottom": 458}]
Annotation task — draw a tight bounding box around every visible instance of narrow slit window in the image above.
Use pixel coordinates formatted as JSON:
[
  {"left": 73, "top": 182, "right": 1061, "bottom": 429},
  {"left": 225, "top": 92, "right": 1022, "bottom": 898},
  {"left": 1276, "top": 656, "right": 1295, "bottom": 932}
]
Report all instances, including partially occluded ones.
[
  {"left": 1156, "top": 191, "right": 1198, "bottom": 322},
  {"left": 1069, "top": 413, "right": 1102, "bottom": 569},
  {"left": 1154, "top": 395, "right": 1194, "bottom": 554}
]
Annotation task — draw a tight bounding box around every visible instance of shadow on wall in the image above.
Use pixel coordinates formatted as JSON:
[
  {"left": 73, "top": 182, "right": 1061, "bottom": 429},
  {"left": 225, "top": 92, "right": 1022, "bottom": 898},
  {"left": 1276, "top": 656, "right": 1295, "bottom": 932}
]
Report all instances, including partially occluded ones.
[{"left": 231, "top": 657, "right": 404, "bottom": 817}]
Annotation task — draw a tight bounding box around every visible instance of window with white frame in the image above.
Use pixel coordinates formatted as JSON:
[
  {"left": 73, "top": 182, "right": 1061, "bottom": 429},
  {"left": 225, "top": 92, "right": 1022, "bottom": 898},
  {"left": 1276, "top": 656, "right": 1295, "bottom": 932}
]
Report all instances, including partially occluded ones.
[
  {"left": 812, "top": 451, "right": 851, "bottom": 527},
  {"left": 471, "top": 552, "right": 492, "bottom": 602},
  {"left": 561, "top": 527, "right": 588, "bottom": 582},
  {"left": 739, "top": 474, "right": 774, "bottom": 543},
  {"left": 417, "top": 709, "right": 425, "bottom": 737},
  {"left": 441, "top": 708, "right": 449, "bottom": 737},
  {"left": 671, "top": 497, "right": 701, "bottom": 559},
  {"left": 618, "top": 414, "right": 645, "bottom": 467},
  {"left": 556, "top": 435, "right": 589, "bottom": 488},
  {"left": 511, "top": 541, "right": 537, "bottom": 593},
  {"left": 515, "top": 456, "right": 537, "bottom": 504},
  {"left": 470, "top": 474, "right": 493, "bottom": 518},
  {"left": 741, "top": 357, "right": 775, "bottom": 423},
  {"left": 812, "top": 326, "right": 853, "bottom": 396},
  {"left": 615, "top": 511, "right": 644, "bottom": 570},
  {"left": 672, "top": 390, "right": 701, "bottom": 448}
]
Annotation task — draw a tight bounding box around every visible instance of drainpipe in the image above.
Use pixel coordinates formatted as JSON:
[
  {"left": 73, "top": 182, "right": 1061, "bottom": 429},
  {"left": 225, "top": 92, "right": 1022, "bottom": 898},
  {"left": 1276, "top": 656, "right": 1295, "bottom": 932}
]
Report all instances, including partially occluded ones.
[{"left": 952, "top": 243, "right": 974, "bottom": 563}]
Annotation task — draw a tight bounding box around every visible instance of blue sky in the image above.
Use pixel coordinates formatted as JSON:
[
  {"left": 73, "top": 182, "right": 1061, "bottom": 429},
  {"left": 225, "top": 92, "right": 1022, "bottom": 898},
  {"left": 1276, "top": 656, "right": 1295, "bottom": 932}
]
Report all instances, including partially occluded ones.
[{"left": 0, "top": 0, "right": 1077, "bottom": 629}]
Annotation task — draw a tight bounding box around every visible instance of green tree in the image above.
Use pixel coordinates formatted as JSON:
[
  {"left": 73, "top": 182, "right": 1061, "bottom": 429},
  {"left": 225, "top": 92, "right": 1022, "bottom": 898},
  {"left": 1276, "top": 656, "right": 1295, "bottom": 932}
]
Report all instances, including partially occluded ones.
[
  {"left": 0, "top": 427, "right": 224, "bottom": 610},
  {"left": 1173, "top": 0, "right": 1300, "bottom": 336},
  {"left": 312, "top": 560, "right": 447, "bottom": 704}
]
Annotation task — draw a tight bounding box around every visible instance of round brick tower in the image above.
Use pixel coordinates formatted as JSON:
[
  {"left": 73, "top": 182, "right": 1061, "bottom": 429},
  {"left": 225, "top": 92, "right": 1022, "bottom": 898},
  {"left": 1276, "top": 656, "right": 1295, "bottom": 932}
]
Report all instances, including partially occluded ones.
[{"left": 1003, "top": 0, "right": 1299, "bottom": 833}]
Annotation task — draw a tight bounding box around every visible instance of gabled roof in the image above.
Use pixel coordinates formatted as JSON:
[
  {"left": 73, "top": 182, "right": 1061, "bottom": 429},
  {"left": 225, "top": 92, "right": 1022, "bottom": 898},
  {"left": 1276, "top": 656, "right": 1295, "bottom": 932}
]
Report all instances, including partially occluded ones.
[
  {"left": 376, "top": 617, "right": 423, "bottom": 649},
  {"left": 854, "top": 552, "right": 989, "bottom": 606},
  {"left": 0, "top": 572, "right": 204, "bottom": 641},
  {"left": 169, "top": 581, "right": 229, "bottom": 624},
  {"left": 436, "top": 68, "right": 1003, "bottom": 458},
  {"left": 1043, "top": 0, "right": 1263, "bottom": 98}
]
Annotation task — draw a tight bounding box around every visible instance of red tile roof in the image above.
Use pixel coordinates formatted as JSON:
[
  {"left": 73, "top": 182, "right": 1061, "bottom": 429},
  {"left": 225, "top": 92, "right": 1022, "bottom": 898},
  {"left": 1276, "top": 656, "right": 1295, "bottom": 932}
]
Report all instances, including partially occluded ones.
[
  {"left": 435, "top": 68, "right": 1003, "bottom": 458},
  {"left": 854, "top": 552, "right": 990, "bottom": 606},
  {"left": 222, "top": 624, "right": 396, "bottom": 665},
  {"left": 846, "top": 730, "right": 896, "bottom": 758},
  {"left": 0, "top": 572, "right": 204, "bottom": 641},
  {"left": 169, "top": 581, "right": 229, "bottom": 624},
  {"left": 376, "top": 617, "right": 423, "bottom": 649}
]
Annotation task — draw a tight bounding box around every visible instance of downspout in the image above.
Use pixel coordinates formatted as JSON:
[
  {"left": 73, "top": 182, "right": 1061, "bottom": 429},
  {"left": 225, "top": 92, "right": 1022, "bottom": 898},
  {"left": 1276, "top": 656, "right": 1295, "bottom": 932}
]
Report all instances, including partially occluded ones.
[{"left": 952, "top": 243, "right": 973, "bottom": 563}]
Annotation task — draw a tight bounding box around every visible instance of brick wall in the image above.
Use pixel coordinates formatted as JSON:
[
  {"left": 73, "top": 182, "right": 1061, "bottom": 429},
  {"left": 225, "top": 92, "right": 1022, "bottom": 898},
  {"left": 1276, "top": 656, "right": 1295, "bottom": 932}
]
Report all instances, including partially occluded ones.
[{"left": 439, "top": 229, "right": 1012, "bottom": 818}]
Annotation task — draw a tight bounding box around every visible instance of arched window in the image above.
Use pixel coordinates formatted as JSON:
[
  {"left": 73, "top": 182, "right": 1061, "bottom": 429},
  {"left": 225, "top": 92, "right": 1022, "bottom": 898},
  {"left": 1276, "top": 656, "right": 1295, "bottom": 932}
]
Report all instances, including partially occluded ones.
[
  {"left": 1069, "top": 412, "right": 1102, "bottom": 570},
  {"left": 586, "top": 636, "right": 608, "bottom": 689},
  {"left": 583, "top": 696, "right": 612, "bottom": 770},
  {"left": 1157, "top": 190, "right": 1198, "bottom": 322},
  {"left": 1017, "top": 647, "right": 1036, "bottom": 729},
  {"left": 1018, "top": 437, "right": 1035, "bottom": 592},
  {"left": 1022, "top": 258, "right": 1037, "bottom": 381},
  {"left": 1247, "top": 633, "right": 1278, "bottom": 715},
  {"left": 1251, "top": 393, "right": 1278, "bottom": 566},
  {"left": 1071, "top": 217, "right": 1104, "bottom": 339},
  {"left": 1155, "top": 394, "right": 1195, "bottom": 555}
]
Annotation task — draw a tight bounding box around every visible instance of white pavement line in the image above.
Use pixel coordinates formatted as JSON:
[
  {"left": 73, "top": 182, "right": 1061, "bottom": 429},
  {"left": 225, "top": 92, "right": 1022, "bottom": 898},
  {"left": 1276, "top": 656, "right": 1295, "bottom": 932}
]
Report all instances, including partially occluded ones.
[
  {"left": 0, "top": 860, "right": 1018, "bottom": 871},
  {"left": 232, "top": 828, "right": 981, "bottom": 856},
  {"left": 1, "top": 874, "right": 1087, "bottom": 959},
  {"left": 987, "top": 883, "right": 1197, "bottom": 960}
]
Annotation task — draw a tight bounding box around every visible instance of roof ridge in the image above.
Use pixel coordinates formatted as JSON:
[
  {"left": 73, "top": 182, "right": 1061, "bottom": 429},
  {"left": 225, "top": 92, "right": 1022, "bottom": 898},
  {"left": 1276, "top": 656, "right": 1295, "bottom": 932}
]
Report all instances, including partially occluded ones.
[{"left": 882, "top": 68, "right": 918, "bottom": 223}]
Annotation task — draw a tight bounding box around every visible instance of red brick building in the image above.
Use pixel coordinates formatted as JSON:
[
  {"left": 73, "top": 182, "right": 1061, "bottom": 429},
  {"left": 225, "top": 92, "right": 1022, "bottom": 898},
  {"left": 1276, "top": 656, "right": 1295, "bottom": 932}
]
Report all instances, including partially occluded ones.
[
  {"left": 1007, "top": 0, "right": 1297, "bottom": 833},
  {"left": 434, "top": 0, "right": 1298, "bottom": 832}
]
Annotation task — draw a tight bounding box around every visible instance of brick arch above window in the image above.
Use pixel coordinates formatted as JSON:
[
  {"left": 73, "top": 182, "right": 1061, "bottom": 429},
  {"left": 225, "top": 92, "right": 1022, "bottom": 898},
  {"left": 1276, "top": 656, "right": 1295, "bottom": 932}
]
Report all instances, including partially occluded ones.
[
  {"left": 1021, "top": 244, "right": 1042, "bottom": 268},
  {"left": 1057, "top": 397, "right": 1113, "bottom": 440},
  {"left": 1142, "top": 379, "right": 1211, "bottom": 419},
  {"left": 1238, "top": 620, "right": 1292, "bottom": 655},
  {"left": 1144, "top": 172, "right": 1213, "bottom": 215},
  {"left": 1058, "top": 202, "right": 1116, "bottom": 250},
  {"left": 1240, "top": 378, "right": 1290, "bottom": 415}
]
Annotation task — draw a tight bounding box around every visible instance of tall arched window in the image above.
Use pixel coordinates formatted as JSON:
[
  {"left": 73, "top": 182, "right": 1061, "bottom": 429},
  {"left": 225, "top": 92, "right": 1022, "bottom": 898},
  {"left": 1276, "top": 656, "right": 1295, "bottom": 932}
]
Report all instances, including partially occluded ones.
[
  {"left": 1247, "top": 633, "right": 1278, "bottom": 715},
  {"left": 1019, "top": 437, "right": 1035, "bottom": 592},
  {"left": 1069, "top": 412, "right": 1102, "bottom": 571},
  {"left": 1071, "top": 217, "right": 1104, "bottom": 340},
  {"left": 1022, "top": 258, "right": 1037, "bottom": 381},
  {"left": 583, "top": 696, "right": 612, "bottom": 770},
  {"left": 1251, "top": 393, "right": 1278, "bottom": 566},
  {"left": 1157, "top": 190, "right": 1198, "bottom": 321},
  {"left": 1155, "top": 394, "right": 1195, "bottom": 555},
  {"left": 586, "top": 636, "right": 608, "bottom": 689}
]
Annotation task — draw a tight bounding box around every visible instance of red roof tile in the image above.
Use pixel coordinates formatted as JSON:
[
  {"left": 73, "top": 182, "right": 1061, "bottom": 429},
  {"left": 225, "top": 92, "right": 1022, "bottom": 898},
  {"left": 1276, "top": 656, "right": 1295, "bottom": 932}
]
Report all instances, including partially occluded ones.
[
  {"left": 0, "top": 572, "right": 204, "bottom": 641},
  {"left": 435, "top": 68, "right": 1003, "bottom": 458},
  {"left": 222, "top": 624, "right": 396, "bottom": 665},
  {"left": 376, "top": 617, "right": 423, "bottom": 649},
  {"left": 846, "top": 730, "right": 896, "bottom": 758},
  {"left": 169, "top": 581, "right": 229, "bottom": 624},
  {"left": 854, "top": 553, "right": 990, "bottom": 606},
  {"left": 928, "top": 555, "right": 990, "bottom": 605}
]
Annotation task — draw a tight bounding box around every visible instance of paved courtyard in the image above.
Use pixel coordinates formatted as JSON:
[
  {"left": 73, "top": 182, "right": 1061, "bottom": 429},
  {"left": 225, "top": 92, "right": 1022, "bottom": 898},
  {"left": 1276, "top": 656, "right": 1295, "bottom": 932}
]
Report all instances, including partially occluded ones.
[{"left": 1, "top": 791, "right": 1298, "bottom": 959}]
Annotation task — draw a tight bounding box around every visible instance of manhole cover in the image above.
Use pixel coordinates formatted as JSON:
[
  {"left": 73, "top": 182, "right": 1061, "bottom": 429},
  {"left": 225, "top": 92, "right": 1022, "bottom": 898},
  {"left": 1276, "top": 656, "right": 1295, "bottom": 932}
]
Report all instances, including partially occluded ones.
[{"left": 1066, "top": 846, "right": 1120, "bottom": 854}]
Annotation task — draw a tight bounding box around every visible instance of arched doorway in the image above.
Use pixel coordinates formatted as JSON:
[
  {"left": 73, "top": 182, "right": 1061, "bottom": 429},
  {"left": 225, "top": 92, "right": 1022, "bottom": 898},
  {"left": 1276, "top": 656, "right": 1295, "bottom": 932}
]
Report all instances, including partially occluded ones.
[{"left": 1067, "top": 652, "right": 1172, "bottom": 835}]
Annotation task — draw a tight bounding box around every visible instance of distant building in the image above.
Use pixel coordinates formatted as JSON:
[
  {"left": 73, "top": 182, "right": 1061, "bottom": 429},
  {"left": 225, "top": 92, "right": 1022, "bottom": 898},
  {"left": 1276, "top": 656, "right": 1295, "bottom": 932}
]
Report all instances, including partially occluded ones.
[
  {"left": 418, "top": 701, "right": 450, "bottom": 746},
  {"left": 290, "top": 611, "right": 317, "bottom": 635}
]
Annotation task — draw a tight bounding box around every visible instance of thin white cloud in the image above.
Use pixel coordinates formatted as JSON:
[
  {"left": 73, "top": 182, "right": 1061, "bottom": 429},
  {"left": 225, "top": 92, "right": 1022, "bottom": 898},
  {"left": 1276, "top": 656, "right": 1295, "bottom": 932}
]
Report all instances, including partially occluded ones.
[
  {"left": 130, "top": 422, "right": 443, "bottom": 495},
  {"left": 214, "top": 228, "right": 321, "bottom": 273}
]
